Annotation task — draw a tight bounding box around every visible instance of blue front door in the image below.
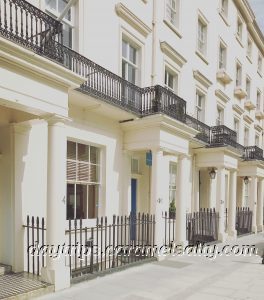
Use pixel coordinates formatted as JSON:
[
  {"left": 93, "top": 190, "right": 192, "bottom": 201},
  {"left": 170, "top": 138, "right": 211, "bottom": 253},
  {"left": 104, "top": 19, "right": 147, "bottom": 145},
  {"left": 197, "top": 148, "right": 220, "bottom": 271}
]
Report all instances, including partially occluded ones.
[{"left": 131, "top": 179, "right": 137, "bottom": 241}]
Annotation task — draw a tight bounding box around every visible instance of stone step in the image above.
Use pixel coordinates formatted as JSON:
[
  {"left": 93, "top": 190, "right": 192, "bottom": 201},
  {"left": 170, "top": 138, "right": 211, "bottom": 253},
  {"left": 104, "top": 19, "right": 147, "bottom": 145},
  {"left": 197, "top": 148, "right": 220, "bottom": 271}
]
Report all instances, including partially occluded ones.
[{"left": 0, "top": 264, "right": 12, "bottom": 275}]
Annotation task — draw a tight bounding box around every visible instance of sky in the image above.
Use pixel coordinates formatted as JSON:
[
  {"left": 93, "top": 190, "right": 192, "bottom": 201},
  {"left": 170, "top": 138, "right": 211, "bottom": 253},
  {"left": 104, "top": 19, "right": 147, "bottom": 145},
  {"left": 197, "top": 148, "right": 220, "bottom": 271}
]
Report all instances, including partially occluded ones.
[{"left": 248, "top": 0, "right": 264, "bottom": 33}]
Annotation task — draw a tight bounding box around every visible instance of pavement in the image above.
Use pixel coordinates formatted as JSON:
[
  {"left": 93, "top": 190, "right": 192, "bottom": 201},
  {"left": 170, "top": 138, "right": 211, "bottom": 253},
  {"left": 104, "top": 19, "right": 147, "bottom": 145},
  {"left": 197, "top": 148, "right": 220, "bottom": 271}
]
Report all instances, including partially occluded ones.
[{"left": 37, "top": 233, "right": 264, "bottom": 300}]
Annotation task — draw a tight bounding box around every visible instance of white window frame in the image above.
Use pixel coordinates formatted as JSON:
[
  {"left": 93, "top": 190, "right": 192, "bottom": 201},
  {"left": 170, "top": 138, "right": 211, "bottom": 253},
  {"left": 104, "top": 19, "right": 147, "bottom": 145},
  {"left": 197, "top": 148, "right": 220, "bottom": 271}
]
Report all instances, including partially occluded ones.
[
  {"left": 236, "top": 62, "right": 242, "bottom": 87},
  {"left": 164, "top": 65, "right": 179, "bottom": 93},
  {"left": 218, "top": 41, "right": 227, "bottom": 70},
  {"left": 45, "top": 0, "right": 75, "bottom": 49},
  {"left": 166, "top": 0, "right": 180, "bottom": 29},
  {"left": 220, "top": 0, "right": 228, "bottom": 18},
  {"left": 258, "top": 53, "right": 263, "bottom": 75},
  {"left": 257, "top": 90, "right": 262, "bottom": 111},
  {"left": 197, "top": 17, "right": 207, "bottom": 56},
  {"left": 246, "top": 76, "right": 251, "bottom": 100},
  {"left": 234, "top": 118, "right": 240, "bottom": 141},
  {"left": 169, "top": 162, "right": 177, "bottom": 204},
  {"left": 216, "top": 106, "right": 224, "bottom": 126},
  {"left": 244, "top": 127, "right": 249, "bottom": 147},
  {"left": 121, "top": 35, "right": 141, "bottom": 86},
  {"left": 247, "top": 37, "right": 253, "bottom": 60},
  {"left": 237, "top": 16, "right": 243, "bottom": 41},
  {"left": 195, "top": 90, "right": 205, "bottom": 122},
  {"left": 66, "top": 141, "right": 101, "bottom": 220}
]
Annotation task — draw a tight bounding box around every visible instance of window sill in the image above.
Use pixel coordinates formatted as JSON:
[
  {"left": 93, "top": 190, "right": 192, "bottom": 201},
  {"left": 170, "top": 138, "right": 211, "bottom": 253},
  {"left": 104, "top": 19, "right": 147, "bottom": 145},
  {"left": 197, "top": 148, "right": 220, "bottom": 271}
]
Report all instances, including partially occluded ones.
[
  {"left": 235, "top": 35, "right": 244, "bottom": 48},
  {"left": 163, "top": 19, "right": 182, "bottom": 39},
  {"left": 218, "top": 11, "right": 230, "bottom": 26},
  {"left": 195, "top": 50, "right": 209, "bottom": 65},
  {"left": 246, "top": 55, "right": 252, "bottom": 64}
]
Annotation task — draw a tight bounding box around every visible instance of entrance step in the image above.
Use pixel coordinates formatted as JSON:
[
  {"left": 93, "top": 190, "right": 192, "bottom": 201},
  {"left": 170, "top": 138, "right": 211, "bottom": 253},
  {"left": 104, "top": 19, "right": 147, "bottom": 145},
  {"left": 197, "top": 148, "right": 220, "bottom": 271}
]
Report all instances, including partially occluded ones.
[
  {"left": 0, "top": 264, "right": 12, "bottom": 275},
  {"left": 0, "top": 272, "right": 54, "bottom": 299}
]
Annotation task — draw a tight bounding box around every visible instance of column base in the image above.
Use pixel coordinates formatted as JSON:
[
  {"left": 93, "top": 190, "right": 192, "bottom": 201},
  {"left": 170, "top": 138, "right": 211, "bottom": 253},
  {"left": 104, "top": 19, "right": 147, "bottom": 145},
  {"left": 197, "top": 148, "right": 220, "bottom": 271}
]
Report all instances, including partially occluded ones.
[
  {"left": 257, "top": 225, "right": 264, "bottom": 232},
  {"left": 252, "top": 225, "right": 258, "bottom": 234},
  {"left": 227, "top": 229, "right": 237, "bottom": 240},
  {"left": 41, "top": 265, "right": 70, "bottom": 291},
  {"left": 218, "top": 232, "right": 227, "bottom": 242}
]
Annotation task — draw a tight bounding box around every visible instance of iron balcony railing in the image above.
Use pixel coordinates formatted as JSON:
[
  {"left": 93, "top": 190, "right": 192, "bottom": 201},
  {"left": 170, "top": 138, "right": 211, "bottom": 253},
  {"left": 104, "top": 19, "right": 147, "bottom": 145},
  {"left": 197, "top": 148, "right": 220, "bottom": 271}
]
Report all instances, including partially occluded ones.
[
  {"left": 243, "top": 146, "right": 264, "bottom": 161},
  {"left": 0, "top": 0, "right": 63, "bottom": 52},
  {"left": 2, "top": 1, "right": 264, "bottom": 159},
  {"left": 185, "top": 114, "right": 211, "bottom": 143}
]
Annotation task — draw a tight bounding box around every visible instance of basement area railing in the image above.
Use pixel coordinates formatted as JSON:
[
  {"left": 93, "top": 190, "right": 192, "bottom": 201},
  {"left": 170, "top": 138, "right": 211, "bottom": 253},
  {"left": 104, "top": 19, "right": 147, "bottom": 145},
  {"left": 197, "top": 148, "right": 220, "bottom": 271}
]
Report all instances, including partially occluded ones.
[
  {"left": 236, "top": 207, "right": 252, "bottom": 236},
  {"left": 66, "top": 213, "right": 155, "bottom": 279}
]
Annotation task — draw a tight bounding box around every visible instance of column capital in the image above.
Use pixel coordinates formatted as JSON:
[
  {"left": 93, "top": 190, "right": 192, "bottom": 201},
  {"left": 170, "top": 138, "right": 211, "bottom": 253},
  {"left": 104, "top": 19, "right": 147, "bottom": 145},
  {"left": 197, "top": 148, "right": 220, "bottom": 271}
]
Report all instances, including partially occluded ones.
[{"left": 42, "top": 114, "right": 72, "bottom": 126}]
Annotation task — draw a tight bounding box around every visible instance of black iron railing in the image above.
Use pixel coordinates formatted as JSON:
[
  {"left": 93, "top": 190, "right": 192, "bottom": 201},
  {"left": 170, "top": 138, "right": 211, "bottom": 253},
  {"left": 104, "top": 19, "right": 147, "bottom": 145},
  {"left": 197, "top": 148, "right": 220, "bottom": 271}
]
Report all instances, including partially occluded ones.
[
  {"left": 23, "top": 215, "right": 46, "bottom": 276},
  {"left": 186, "top": 208, "right": 219, "bottom": 244},
  {"left": 141, "top": 85, "right": 186, "bottom": 122},
  {"left": 162, "top": 211, "right": 176, "bottom": 246},
  {"left": 243, "top": 146, "right": 264, "bottom": 161},
  {"left": 66, "top": 213, "right": 155, "bottom": 278},
  {"left": 236, "top": 207, "right": 252, "bottom": 235},
  {"left": 2, "top": 1, "right": 264, "bottom": 158},
  {"left": 210, "top": 125, "right": 237, "bottom": 146},
  {"left": 186, "top": 114, "right": 211, "bottom": 143},
  {"left": 0, "top": 0, "right": 62, "bottom": 52}
]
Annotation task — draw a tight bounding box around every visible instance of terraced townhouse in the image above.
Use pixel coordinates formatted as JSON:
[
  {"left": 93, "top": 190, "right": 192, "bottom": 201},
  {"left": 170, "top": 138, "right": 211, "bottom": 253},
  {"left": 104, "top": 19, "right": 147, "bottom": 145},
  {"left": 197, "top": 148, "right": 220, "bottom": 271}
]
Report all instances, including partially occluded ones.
[{"left": 0, "top": 0, "right": 264, "bottom": 294}]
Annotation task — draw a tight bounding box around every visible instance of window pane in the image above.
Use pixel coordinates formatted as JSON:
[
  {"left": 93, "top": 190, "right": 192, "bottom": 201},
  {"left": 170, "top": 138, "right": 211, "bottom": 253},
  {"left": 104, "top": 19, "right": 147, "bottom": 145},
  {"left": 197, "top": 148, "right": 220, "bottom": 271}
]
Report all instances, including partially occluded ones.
[
  {"left": 45, "top": 0, "right": 56, "bottom": 10},
  {"left": 128, "top": 64, "right": 136, "bottom": 84},
  {"left": 76, "top": 184, "right": 87, "bottom": 219},
  {"left": 129, "top": 45, "right": 137, "bottom": 64},
  {"left": 89, "top": 164, "right": 98, "bottom": 182},
  {"left": 67, "top": 184, "right": 75, "bottom": 220},
  {"left": 122, "top": 60, "right": 126, "bottom": 79},
  {"left": 122, "top": 40, "right": 127, "bottom": 58},
  {"left": 63, "top": 24, "right": 72, "bottom": 48},
  {"left": 78, "top": 143, "right": 89, "bottom": 162},
  {"left": 58, "top": 0, "right": 69, "bottom": 14},
  {"left": 67, "top": 141, "right": 76, "bottom": 159},
  {"left": 88, "top": 185, "right": 98, "bottom": 219},
  {"left": 90, "top": 146, "right": 99, "bottom": 164}
]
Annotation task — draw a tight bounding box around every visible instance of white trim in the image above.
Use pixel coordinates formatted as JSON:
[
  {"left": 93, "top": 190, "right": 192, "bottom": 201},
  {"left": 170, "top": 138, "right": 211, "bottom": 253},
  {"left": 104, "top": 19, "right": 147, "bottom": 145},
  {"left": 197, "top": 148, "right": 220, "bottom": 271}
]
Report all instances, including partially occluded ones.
[
  {"left": 160, "top": 41, "right": 187, "bottom": 67},
  {"left": 193, "top": 70, "right": 212, "bottom": 89},
  {"left": 115, "top": 3, "right": 151, "bottom": 37}
]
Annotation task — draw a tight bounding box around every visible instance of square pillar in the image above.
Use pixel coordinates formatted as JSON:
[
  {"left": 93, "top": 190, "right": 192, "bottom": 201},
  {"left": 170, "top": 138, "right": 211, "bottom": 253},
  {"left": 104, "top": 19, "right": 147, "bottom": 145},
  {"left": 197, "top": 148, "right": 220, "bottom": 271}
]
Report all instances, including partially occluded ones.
[
  {"left": 176, "top": 155, "right": 190, "bottom": 246},
  {"left": 216, "top": 167, "right": 227, "bottom": 242},
  {"left": 192, "top": 168, "right": 200, "bottom": 212},
  {"left": 41, "top": 117, "right": 70, "bottom": 291},
  {"left": 228, "top": 170, "right": 237, "bottom": 239},
  {"left": 257, "top": 178, "right": 264, "bottom": 232},
  {"left": 249, "top": 176, "right": 258, "bottom": 234}
]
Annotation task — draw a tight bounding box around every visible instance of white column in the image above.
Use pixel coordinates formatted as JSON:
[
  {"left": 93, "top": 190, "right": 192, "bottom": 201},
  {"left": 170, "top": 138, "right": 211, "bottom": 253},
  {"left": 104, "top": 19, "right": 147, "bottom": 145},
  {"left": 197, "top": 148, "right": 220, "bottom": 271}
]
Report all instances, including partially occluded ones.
[
  {"left": 176, "top": 155, "right": 190, "bottom": 246},
  {"left": 250, "top": 176, "right": 258, "bottom": 234},
  {"left": 257, "top": 178, "right": 264, "bottom": 232},
  {"left": 208, "top": 176, "right": 217, "bottom": 209},
  {"left": 228, "top": 170, "right": 237, "bottom": 239},
  {"left": 150, "top": 149, "right": 166, "bottom": 249},
  {"left": 41, "top": 117, "right": 70, "bottom": 291},
  {"left": 193, "top": 168, "right": 200, "bottom": 212},
  {"left": 216, "top": 167, "right": 227, "bottom": 242}
]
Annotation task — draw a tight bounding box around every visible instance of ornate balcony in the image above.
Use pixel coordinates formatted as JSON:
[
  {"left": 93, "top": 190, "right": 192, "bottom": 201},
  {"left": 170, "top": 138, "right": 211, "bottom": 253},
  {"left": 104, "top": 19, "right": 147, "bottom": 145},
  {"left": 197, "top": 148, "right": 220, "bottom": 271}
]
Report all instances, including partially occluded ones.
[
  {"left": 243, "top": 146, "right": 264, "bottom": 161},
  {"left": 185, "top": 115, "right": 211, "bottom": 143}
]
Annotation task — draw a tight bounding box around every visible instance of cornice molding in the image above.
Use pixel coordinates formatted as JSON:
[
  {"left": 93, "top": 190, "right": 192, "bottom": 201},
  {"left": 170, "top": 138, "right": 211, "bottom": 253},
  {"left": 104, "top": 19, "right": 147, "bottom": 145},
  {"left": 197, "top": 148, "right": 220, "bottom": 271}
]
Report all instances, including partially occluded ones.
[
  {"left": 232, "top": 104, "right": 245, "bottom": 116},
  {"left": 193, "top": 70, "right": 212, "bottom": 89},
  {"left": 115, "top": 3, "right": 151, "bottom": 37},
  {"left": 243, "top": 113, "right": 254, "bottom": 124},
  {"left": 160, "top": 41, "right": 187, "bottom": 67},
  {"left": 215, "top": 89, "right": 230, "bottom": 104}
]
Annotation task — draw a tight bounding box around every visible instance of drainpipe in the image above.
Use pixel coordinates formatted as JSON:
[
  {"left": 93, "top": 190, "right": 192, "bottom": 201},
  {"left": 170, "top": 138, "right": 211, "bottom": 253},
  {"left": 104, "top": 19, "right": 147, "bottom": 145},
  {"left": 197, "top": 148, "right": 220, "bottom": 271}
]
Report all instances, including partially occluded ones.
[{"left": 151, "top": 0, "right": 157, "bottom": 86}]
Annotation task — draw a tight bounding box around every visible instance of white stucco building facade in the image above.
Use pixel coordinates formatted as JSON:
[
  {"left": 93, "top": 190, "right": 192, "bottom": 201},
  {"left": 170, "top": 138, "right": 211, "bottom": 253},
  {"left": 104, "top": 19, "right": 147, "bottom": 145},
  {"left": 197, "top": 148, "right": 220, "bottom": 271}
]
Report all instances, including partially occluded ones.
[{"left": 0, "top": 0, "right": 264, "bottom": 291}]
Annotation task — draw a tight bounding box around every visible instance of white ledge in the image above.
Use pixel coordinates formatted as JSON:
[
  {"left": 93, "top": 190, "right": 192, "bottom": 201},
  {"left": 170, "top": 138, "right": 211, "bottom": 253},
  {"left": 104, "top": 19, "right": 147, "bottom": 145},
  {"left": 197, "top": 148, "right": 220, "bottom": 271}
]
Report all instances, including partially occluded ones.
[
  {"left": 160, "top": 41, "right": 186, "bottom": 67},
  {"left": 115, "top": 3, "right": 151, "bottom": 37},
  {"left": 193, "top": 70, "right": 212, "bottom": 88}
]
